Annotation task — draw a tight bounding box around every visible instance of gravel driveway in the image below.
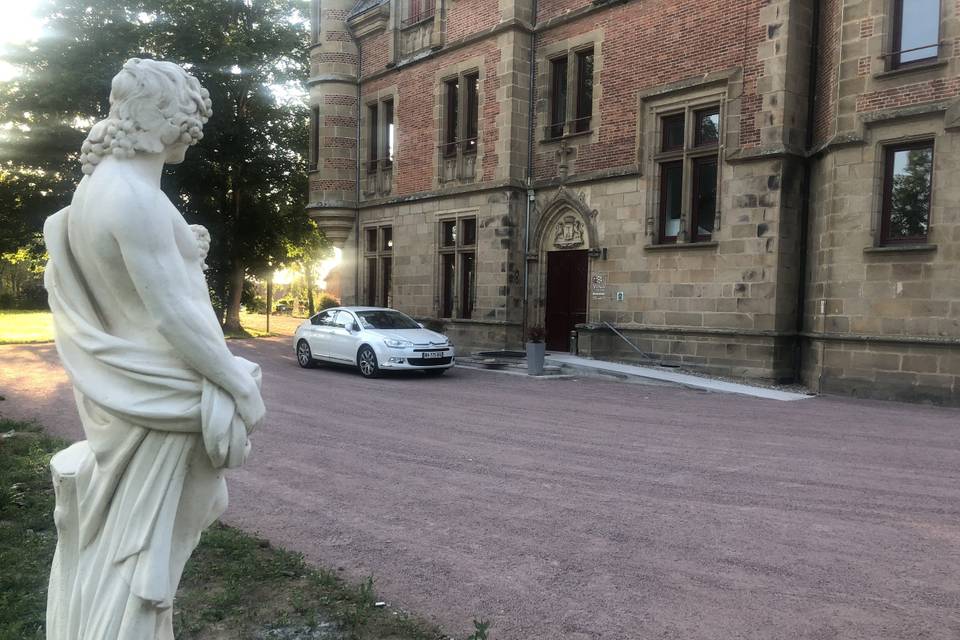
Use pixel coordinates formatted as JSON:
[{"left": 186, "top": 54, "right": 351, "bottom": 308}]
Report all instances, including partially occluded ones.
[{"left": 3, "top": 338, "right": 960, "bottom": 639}]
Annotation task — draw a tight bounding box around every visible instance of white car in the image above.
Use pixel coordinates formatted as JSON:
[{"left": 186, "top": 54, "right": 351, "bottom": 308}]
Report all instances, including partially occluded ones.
[{"left": 293, "top": 306, "right": 455, "bottom": 378}]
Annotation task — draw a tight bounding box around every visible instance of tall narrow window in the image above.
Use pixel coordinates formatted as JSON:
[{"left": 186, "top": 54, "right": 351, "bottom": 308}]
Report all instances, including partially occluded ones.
[
  {"left": 367, "top": 104, "right": 379, "bottom": 171},
  {"left": 465, "top": 73, "right": 479, "bottom": 155},
  {"left": 574, "top": 48, "right": 593, "bottom": 133},
  {"left": 881, "top": 141, "right": 934, "bottom": 245},
  {"left": 549, "top": 57, "right": 568, "bottom": 139},
  {"left": 438, "top": 217, "right": 477, "bottom": 319},
  {"left": 459, "top": 218, "right": 476, "bottom": 320},
  {"left": 656, "top": 106, "right": 721, "bottom": 243},
  {"left": 444, "top": 78, "right": 459, "bottom": 157},
  {"left": 460, "top": 252, "right": 475, "bottom": 320},
  {"left": 440, "top": 254, "right": 456, "bottom": 318},
  {"left": 691, "top": 157, "right": 718, "bottom": 242},
  {"left": 659, "top": 162, "right": 683, "bottom": 241},
  {"left": 364, "top": 226, "right": 393, "bottom": 306},
  {"left": 309, "top": 106, "right": 320, "bottom": 169},
  {"left": 365, "top": 257, "right": 378, "bottom": 306},
  {"left": 383, "top": 99, "right": 394, "bottom": 165},
  {"left": 892, "top": 0, "right": 940, "bottom": 68}
]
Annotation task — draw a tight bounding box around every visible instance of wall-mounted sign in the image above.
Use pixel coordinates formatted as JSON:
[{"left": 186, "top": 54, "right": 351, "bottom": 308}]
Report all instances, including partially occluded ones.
[{"left": 592, "top": 272, "right": 607, "bottom": 299}]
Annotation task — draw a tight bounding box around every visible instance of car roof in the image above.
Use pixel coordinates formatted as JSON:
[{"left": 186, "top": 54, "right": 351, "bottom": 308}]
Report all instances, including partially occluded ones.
[{"left": 321, "top": 306, "right": 402, "bottom": 313}]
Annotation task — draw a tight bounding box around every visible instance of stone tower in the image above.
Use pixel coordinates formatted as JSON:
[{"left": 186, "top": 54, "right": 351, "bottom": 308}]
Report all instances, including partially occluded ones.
[{"left": 307, "top": 0, "right": 358, "bottom": 247}]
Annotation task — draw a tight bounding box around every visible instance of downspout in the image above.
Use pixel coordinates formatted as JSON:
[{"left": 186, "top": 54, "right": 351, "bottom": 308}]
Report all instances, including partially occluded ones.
[
  {"left": 521, "top": 0, "right": 538, "bottom": 340},
  {"left": 796, "top": 0, "right": 820, "bottom": 384},
  {"left": 355, "top": 40, "right": 363, "bottom": 305}
]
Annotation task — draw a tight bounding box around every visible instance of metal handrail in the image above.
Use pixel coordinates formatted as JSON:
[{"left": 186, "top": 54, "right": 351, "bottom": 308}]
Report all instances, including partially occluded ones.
[
  {"left": 602, "top": 321, "right": 659, "bottom": 362},
  {"left": 437, "top": 137, "right": 479, "bottom": 157},
  {"left": 879, "top": 41, "right": 942, "bottom": 58}
]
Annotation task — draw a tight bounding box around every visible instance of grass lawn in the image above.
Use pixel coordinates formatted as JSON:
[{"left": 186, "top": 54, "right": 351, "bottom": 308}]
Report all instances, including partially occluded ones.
[
  {"left": 0, "top": 310, "right": 304, "bottom": 345},
  {"left": 237, "top": 311, "right": 306, "bottom": 338},
  {"left": 0, "top": 419, "right": 472, "bottom": 640},
  {"left": 0, "top": 311, "right": 55, "bottom": 345}
]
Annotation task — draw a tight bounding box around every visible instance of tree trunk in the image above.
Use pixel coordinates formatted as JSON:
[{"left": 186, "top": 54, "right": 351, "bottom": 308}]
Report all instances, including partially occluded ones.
[
  {"left": 222, "top": 259, "right": 246, "bottom": 334},
  {"left": 304, "top": 263, "right": 315, "bottom": 316}
]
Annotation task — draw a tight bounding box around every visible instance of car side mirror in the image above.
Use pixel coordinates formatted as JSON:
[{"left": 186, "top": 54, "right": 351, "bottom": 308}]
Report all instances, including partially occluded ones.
[{"left": 351, "top": 322, "right": 361, "bottom": 332}]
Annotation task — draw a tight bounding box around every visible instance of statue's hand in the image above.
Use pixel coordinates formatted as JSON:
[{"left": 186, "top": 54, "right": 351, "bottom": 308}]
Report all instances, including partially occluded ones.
[{"left": 234, "top": 379, "right": 266, "bottom": 434}]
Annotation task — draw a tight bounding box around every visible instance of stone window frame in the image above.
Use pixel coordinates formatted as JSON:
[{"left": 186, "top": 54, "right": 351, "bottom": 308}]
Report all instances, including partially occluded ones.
[
  {"left": 883, "top": 0, "right": 944, "bottom": 71},
  {"left": 361, "top": 86, "right": 398, "bottom": 197},
  {"left": 362, "top": 224, "right": 394, "bottom": 307},
  {"left": 867, "top": 116, "right": 943, "bottom": 250},
  {"left": 436, "top": 213, "right": 477, "bottom": 320},
  {"left": 537, "top": 30, "right": 602, "bottom": 146},
  {"left": 879, "top": 138, "right": 935, "bottom": 245},
  {"left": 434, "top": 57, "right": 485, "bottom": 186},
  {"left": 639, "top": 81, "right": 729, "bottom": 246}
]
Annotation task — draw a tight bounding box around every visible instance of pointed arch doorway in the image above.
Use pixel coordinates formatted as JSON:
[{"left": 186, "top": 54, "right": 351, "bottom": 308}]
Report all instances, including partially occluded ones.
[
  {"left": 531, "top": 186, "right": 600, "bottom": 352},
  {"left": 545, "top": 249, "right": 588, "bottom": 350}
]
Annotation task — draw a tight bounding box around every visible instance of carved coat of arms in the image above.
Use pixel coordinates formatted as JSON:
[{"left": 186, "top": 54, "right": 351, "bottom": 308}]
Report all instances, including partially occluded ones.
[{"left": 553, "top": 215, "right": 585, "bottom": 248}]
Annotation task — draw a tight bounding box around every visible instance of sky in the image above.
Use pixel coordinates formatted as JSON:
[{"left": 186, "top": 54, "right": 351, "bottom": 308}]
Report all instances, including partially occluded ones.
[{"left": 0, "top": 0, "right": 44, "bottom": 80}]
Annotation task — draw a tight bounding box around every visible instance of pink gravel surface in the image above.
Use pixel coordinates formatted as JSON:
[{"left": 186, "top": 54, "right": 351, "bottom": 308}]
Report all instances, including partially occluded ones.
[{"left": 3, "top": 338, "right": 960, "bottom": 639}]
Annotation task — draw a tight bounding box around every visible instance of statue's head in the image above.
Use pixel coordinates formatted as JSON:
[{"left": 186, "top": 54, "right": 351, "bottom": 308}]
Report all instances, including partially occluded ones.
[{"left": 80, "top": 58, "right": 213, "bottom": 175}]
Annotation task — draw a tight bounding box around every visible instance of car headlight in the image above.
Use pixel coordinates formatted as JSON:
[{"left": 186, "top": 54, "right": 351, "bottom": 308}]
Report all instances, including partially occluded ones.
[{"left": 384, "top": 338, "right": 413, "bottom": 348}]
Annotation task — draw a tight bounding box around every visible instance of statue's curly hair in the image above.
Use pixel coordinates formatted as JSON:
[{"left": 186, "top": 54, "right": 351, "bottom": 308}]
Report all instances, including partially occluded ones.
[{"left": 81, "top": 58, "right": 213, "bottom": 175}]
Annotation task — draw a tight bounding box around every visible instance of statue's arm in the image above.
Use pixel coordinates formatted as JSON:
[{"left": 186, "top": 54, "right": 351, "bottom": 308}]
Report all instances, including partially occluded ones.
[{"left": 106, "top": 189, "right": 265, "bottom": 428}]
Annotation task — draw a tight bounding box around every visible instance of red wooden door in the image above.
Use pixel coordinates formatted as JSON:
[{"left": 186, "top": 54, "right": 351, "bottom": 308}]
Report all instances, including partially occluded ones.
[{"left": 545, "top": 249, "right": 588, "bottom": 351}]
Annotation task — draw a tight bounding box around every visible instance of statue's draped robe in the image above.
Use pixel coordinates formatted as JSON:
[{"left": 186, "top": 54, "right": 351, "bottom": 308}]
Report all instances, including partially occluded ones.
[{"left": 43, "top": 207, "right": 258, "bottom": 640}]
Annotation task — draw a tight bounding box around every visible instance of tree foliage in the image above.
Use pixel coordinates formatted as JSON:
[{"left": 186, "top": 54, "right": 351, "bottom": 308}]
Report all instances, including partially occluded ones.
[
  {"left": 889, "top": 147, "right": 933, "bottom": 240},
  {"left": 0, "top": 0, "right": 316, "bottom": 329}
]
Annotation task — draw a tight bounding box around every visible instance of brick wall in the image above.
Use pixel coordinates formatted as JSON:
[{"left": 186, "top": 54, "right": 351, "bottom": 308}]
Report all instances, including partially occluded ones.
[
  {"left": 532, "top": 0, "right": 764, "bottom": 181},
  {"left": 447, "top": 0, "right": 502, "bottom": 40},
  {"left": 814, "top": 0, "right": 843, "bottom": 147},
  {"left": 360, "top": 30, "right": 391, "bottom": 75},
  {"left": 361, "top": 41, "right": 502, "bottom": 196}
]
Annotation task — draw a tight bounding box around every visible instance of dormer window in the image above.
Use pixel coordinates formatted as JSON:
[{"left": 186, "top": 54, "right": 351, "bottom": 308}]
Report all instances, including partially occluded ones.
[{"left": 402, "top": 0, "right": 435, "bottom": 27}]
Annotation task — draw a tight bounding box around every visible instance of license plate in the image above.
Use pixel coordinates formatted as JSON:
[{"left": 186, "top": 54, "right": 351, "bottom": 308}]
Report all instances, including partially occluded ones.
[{"left": 421, "top": 351, "right": 444, "bottom": 359}]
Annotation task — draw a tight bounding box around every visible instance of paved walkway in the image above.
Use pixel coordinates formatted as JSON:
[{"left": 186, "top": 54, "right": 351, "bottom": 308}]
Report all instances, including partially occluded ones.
[
  {"left": 3, "top": 339, "right": 960, "bottom": 639},
  {"left": 547, "top": 353, "right": 812, "bottom": 401}
]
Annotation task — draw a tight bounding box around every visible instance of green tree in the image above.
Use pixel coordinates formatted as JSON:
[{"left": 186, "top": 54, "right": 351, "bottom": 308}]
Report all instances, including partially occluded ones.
[
  {"left": 0, "top": 0, "right": 315, "bottom": 332},
  {"left": 282, "top": 220, "right": 332, "bottom": 316},
  {"left": 889, "top": 148, "right": 933, "bottom": 240}
]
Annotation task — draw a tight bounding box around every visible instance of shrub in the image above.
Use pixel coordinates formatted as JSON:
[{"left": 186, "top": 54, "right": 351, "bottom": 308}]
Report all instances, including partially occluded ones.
[
  {"left": 526, "top": 325, "right": 545, "bottom": 343},
  {"left": 16, "top": 284, "right": 49, "bottom": 310},
  {"left": 318, "top": 294, "right": 340, "bottom": 310}
]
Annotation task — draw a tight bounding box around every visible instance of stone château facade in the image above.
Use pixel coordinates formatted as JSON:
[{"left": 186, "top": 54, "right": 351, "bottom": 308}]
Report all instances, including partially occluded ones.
[{"left": 307, "top": 0, "right": 960, "bottom": 405}]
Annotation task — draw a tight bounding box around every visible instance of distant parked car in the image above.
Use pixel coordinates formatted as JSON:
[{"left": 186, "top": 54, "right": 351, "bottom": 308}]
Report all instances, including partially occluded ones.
[
  {"left": 293, "top": 306, "right": 455, "bottom": 378},
  {"left": 275, "top": 300, "right": 293, "bottom": 314}
]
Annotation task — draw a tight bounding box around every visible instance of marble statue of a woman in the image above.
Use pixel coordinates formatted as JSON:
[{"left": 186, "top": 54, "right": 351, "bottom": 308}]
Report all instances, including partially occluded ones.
[{"left": 43, "top": 58, "right": 266, "bottom": 640}]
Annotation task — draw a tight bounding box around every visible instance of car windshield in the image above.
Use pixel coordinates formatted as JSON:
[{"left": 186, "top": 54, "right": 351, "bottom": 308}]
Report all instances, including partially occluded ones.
[{"left": 356, "top": 310, "right": 420, "bottom": 330}]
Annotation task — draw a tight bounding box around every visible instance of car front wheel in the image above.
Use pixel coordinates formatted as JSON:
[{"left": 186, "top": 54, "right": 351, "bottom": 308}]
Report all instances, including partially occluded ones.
[
  {"left": 296, "top": 340, "right": 316, "bottom": 368},
  {"left": 357, "top": 345, "right": 380, "bottom": 378}
]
